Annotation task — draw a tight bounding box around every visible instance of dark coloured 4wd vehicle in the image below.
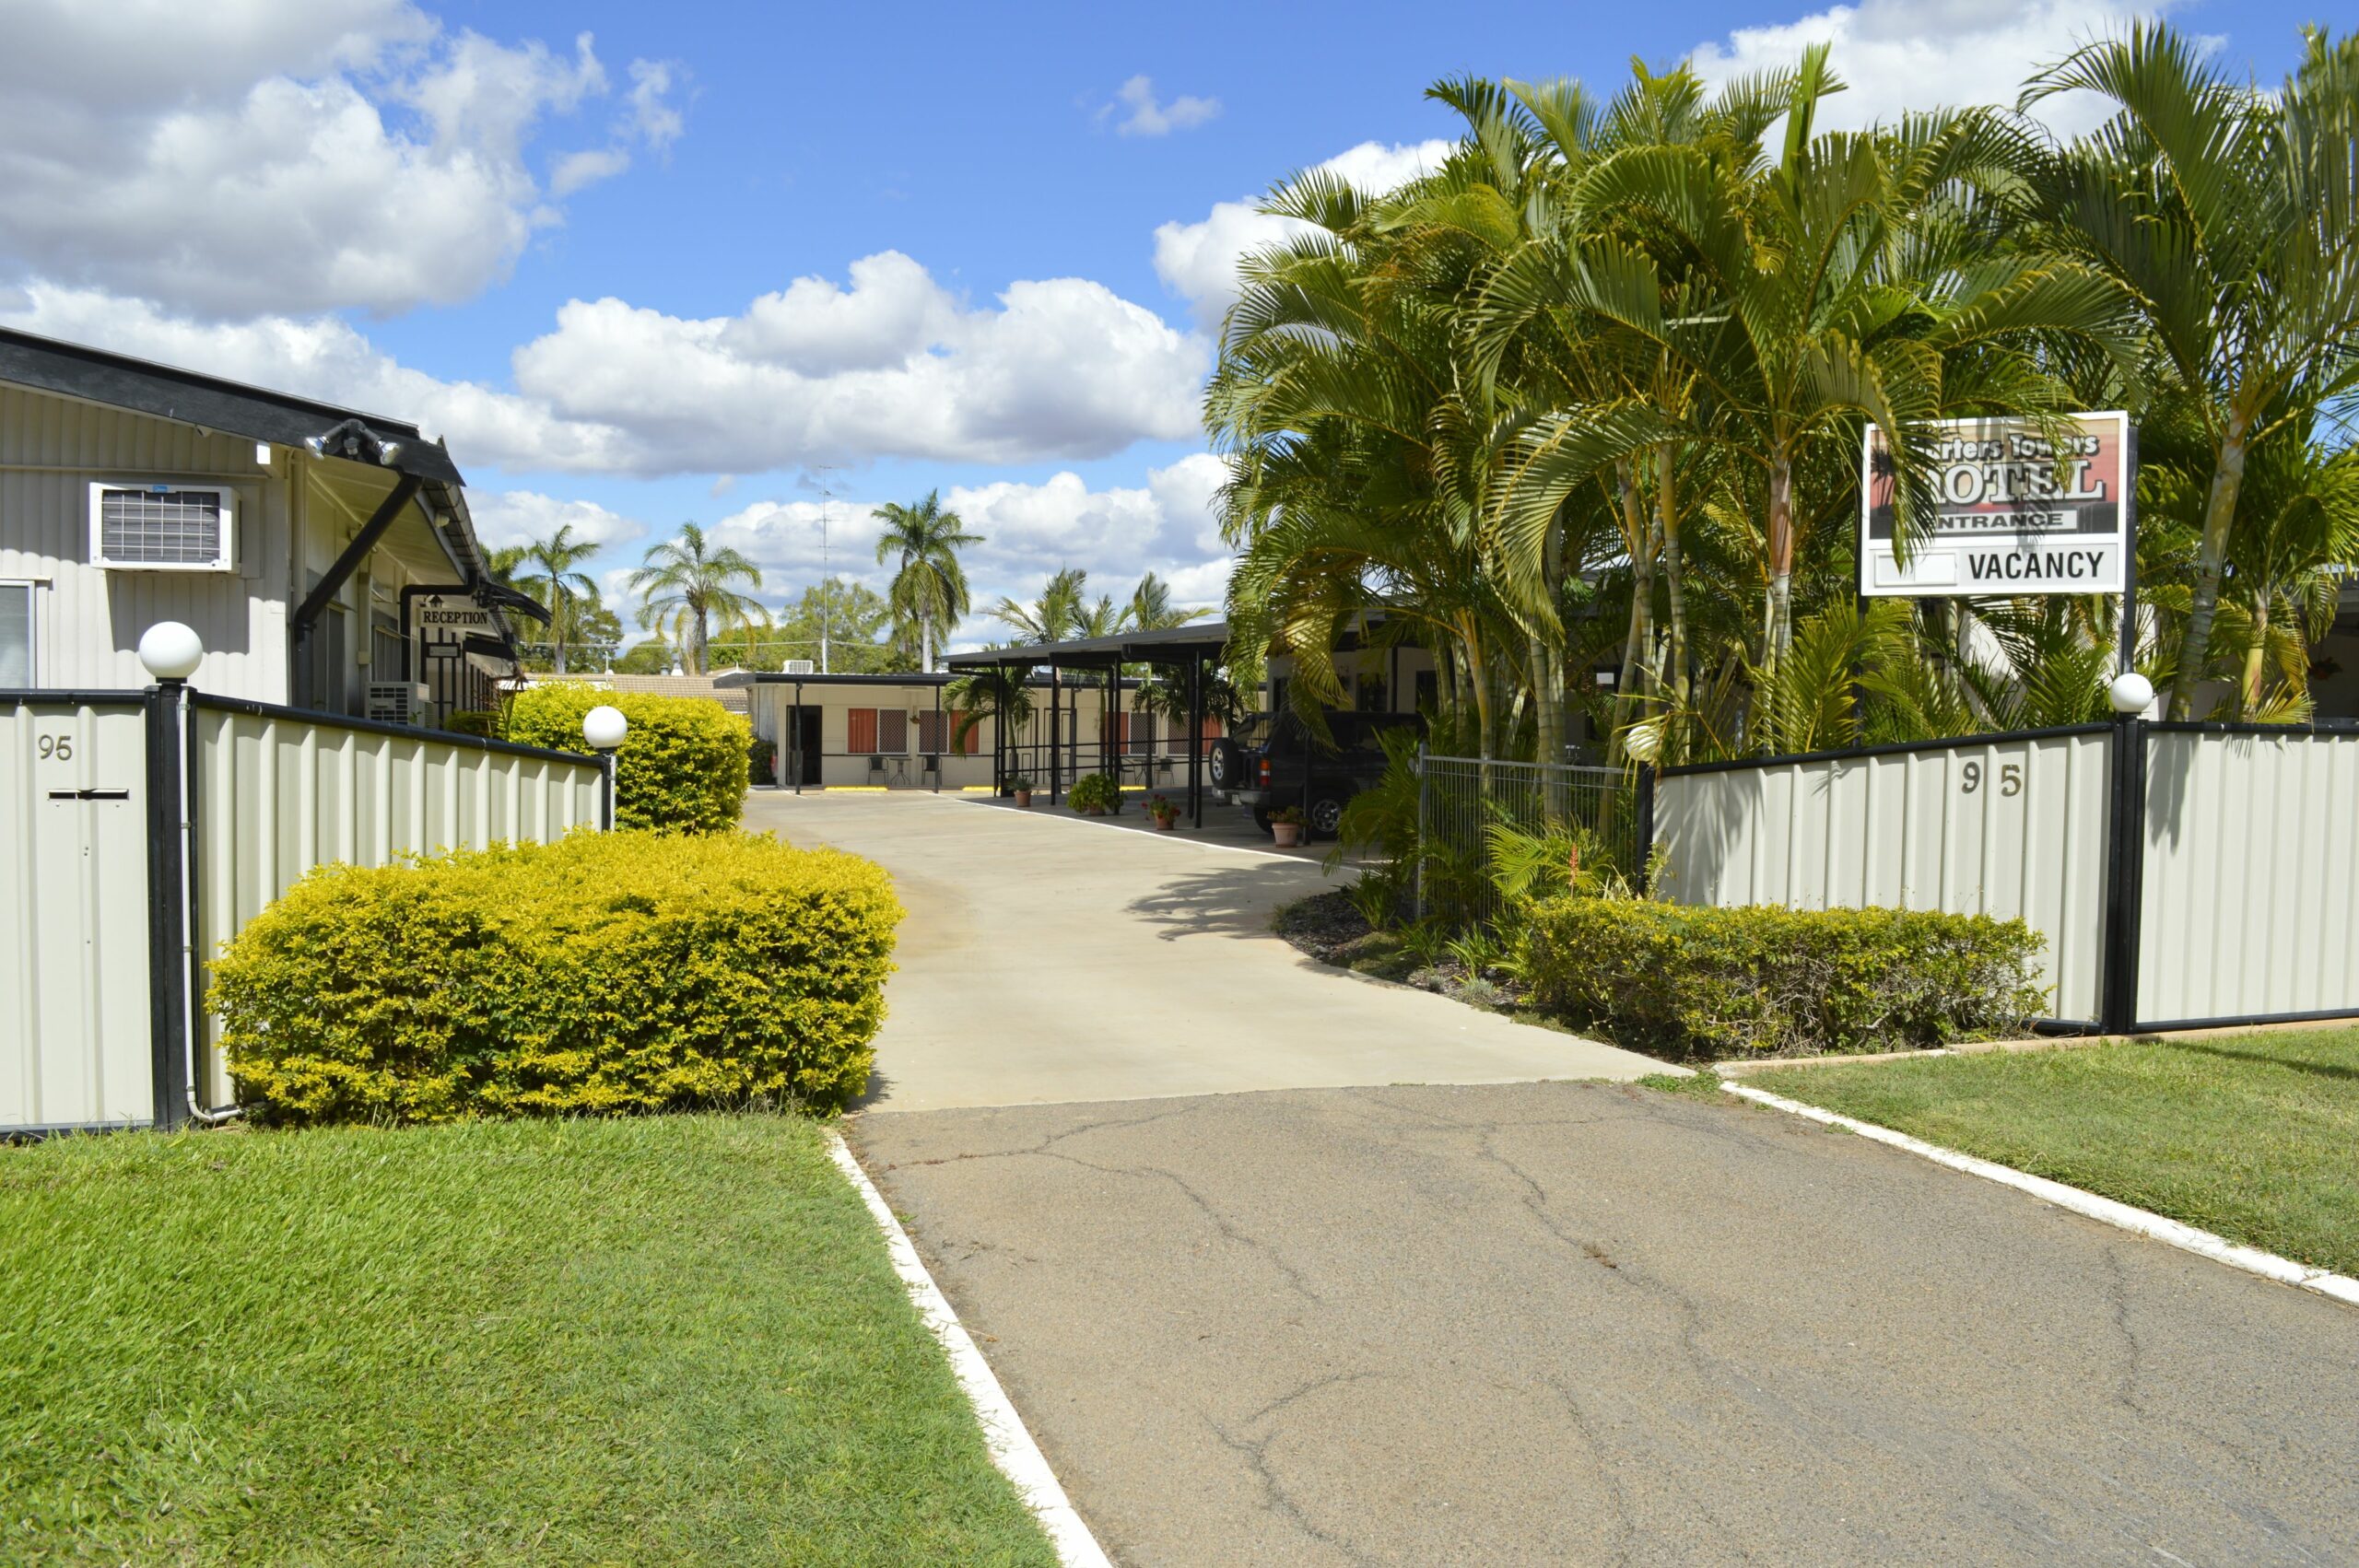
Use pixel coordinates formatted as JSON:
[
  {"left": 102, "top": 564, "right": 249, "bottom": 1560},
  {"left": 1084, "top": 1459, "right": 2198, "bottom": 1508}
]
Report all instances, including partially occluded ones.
[{"left": 1209, "top": 709, "right": 1422, "bottom": 838}]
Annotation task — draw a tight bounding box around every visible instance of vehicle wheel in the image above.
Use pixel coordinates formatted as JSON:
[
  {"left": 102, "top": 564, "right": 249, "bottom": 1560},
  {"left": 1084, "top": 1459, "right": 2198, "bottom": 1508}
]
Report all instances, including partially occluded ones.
[
  {"left": 1208, "top": 738, "right": 1242, "bottom": 790},
  {"left": 1308, "top": 793, "right": 1346, "bottom": 839},
  {"left": 1251, "top": 803, "right": 1273, "bottom": 835}
]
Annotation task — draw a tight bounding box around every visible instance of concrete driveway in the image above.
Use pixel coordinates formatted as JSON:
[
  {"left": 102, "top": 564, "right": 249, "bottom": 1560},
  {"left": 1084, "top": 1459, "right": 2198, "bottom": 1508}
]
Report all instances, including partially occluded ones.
[{"left": 743, "top": 790, "right": 1663, "bottom": 1111}]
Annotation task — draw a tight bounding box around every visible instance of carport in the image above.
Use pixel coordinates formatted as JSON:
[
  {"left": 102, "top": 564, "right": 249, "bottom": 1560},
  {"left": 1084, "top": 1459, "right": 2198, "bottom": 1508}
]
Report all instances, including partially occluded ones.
[{"left": 946, "top": 622, "right": 1229, "bottom": 827}]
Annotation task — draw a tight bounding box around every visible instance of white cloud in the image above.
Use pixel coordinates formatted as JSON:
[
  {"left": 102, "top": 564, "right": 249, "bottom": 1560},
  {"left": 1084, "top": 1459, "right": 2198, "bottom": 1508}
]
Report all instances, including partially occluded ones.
[
  {"left": 705, "top": 454, "right": 1234, "bottom": 639},
  {"left": 468, "top": 490, "right": 644, "bottom": 551},
  {"left": 628, "top": 60, "right": 686, "bottom": 148},
  {"left": 1688, "top": 0, "right": 2170, "bottom": 135},
  {"left": 550, "top": 146, "right": 632, "bottom": 197},
  {"left": 1107, "top": 75, "right": 1222, "bottom": 138},
  {"left": 1153, "top": 139, "right": 1453, "bottom": 328},
  {"left": 0, "top": 3, "right": 684, "bottom": 319},
  {"left": 508, "top": 257, "right": 1209, "bottom": 471},
  {"left": 1, "top": 252, "right": 1205, "bottom": 477}
]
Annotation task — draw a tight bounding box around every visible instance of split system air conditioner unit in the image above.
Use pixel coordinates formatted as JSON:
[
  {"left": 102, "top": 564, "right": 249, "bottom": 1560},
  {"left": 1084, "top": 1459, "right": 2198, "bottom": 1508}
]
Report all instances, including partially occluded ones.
[
  {"left": 781, "top": 659, "right": 816, "bottom": 674},
  {"left": 367, "top": 683, "right": 432, "bottom": 725}
]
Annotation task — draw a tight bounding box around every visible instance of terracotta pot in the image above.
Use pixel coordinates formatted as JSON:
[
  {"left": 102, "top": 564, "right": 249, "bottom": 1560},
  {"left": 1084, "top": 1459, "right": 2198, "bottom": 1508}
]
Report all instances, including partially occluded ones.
[
  {"left": 1015, "top": 790, "right": 1032, "bottom": 808},
  {"left": 1273, "top": 822, "right": 1302, "bottom": 848},
  {"left": 1152, "top": 813, "right": 1176, "bottom": 831}
]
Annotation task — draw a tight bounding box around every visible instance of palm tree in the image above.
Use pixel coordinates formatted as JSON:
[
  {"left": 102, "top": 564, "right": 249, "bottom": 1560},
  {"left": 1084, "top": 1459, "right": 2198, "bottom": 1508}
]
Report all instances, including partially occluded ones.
[
  {"left": 2027, "top": 25, "right": 2359, "bottom": 717},
  {"left": 945, "top": 663, "right": 1036, "bottom": 773},
  {"left": 518, "top": 523, "right": 601, "bottom": 674},
  {"left": 1124, "top": 571, "right": 1210, "bottom": 632},
  {"left": 873, "top": 491, "right": 981, "bottom": 672},
  {"left": 483, "top": 544, "right": 530, "bottom": 588},
  {"left": 627, "top": 522, "right": 764, "bottom": 675},
  {"left": 989, "top": 568, "right": 1089, "bottom": 644}
]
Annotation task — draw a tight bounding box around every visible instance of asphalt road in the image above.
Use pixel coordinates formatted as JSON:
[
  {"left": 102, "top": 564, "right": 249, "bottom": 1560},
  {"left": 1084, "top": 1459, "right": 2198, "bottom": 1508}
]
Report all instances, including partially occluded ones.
[{"left": 853, "top": 1081, "right": 2359, "bottom": 1567}]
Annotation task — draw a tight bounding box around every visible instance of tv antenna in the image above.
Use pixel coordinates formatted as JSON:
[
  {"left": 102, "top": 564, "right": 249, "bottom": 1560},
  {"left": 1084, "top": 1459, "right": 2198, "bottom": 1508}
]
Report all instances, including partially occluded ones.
[{"left": 811, "top": 465, "right": 841, "bottom": 674}]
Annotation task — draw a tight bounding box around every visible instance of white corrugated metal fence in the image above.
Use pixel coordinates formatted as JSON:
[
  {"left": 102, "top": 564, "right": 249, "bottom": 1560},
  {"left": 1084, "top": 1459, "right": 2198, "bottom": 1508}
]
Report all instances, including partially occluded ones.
[
  {"left": 1654, "top": 727, "right": 2115, "bottom": 1022},
  {"left": 1, "top": 686, "right": 606, "bottom": 1134}
]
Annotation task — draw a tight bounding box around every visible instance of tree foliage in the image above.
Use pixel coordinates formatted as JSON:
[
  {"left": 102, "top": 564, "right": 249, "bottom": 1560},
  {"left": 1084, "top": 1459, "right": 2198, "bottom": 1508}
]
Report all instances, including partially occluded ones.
[{"left": 1205, "top": 26, "right": 2359, "bottom": 762}]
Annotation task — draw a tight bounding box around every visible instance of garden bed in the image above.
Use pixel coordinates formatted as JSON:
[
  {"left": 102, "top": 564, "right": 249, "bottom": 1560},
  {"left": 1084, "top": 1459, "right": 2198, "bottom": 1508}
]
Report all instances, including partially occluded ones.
[
  {"left": 1272, "top": 890, "right": 1530, "bottom": 1007},
  {"left": 0, "top": 1115, "right": 1054, "bottom": 1565},
  {"left": 1743, "top": 1027, "right": 2359, "bottom": 1278}
]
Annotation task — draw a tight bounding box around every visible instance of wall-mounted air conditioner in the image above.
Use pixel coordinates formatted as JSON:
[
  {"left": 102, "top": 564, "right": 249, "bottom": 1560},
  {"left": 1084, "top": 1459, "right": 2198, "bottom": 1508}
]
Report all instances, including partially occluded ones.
[
  {"left": 368, "top": 683, "right": 431, "bottom": 724},
  {"left": 782, "top": 659, "right": 816, "bottom": 674},
  {"left": 89, "top": 483, "right": 236, "bottom": 572}
]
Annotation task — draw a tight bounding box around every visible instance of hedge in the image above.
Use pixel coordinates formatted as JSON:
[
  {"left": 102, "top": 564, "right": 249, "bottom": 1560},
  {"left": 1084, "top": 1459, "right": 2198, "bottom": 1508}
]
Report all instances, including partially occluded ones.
[
  {"left": 504, "top": 685, "right": 750, "bottom": 834},
  {"left": 211, "top": 831, "right": 902, "bottom": 1124},
  {"left": 1524, "top": 898, "right": 2046, "bottom": 1059}
]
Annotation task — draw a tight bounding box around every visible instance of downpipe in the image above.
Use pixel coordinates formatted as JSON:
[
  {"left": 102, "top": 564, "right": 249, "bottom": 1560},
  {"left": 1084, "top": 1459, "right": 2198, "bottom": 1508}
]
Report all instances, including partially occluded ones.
[{"left": 170, "top": 683, "right": 241, "bottom": 1127}]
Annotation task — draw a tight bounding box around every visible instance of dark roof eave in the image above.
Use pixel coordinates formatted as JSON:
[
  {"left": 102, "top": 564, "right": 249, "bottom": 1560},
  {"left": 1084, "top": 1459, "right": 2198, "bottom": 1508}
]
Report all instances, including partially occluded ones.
[
  {"left": 945, "top": 621, "right": 1231, "bottom": 670},
  {"left": 0, "top": 326, "right": 464, "bottom": 486}
]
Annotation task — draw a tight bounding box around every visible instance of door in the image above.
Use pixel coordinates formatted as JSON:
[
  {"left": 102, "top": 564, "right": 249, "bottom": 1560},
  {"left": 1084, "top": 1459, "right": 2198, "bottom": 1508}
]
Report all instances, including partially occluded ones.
[{"left": 795, "top": 708, "right": 823, "bottom": 786}]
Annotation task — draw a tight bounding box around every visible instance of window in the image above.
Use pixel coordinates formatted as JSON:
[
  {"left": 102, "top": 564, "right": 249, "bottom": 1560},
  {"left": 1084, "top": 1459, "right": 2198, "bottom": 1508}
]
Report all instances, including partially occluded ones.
[
  {"left": 846, "top": 708, "right": 878, "bottom": 754},
  {"left": 1356, "top": 673, "right": 1390, "bottom": 713},
  {"left": 917, "top": 709, "right": 946, "bottom": 754},
  {"left": 88, "top": 484, "right": 234, "bottom": 571},
  {"left": 0, "top": 583, "right": 31, "bottom": 685},
  {"left": 879, "top": 708, "right": 908, "bottom": 753}
]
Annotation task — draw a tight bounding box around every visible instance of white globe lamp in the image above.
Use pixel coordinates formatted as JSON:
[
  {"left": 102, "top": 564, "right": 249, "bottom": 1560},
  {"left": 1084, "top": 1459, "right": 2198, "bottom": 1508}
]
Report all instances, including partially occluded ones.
[
  {"left": 582, "top": 704, "right": 628, "bottom": 753},
  {"left": 2107, "top": 671, "right": 2154, "bottom": 717},
  {"left": 137, "top": 621, "right": 205, "bottom": 683}
]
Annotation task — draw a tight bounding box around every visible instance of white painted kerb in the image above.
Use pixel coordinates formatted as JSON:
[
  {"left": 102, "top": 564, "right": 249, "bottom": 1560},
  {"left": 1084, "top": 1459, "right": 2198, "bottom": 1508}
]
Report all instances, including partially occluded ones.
[
  {"left": 1723, "top": 1081, "right": 2359, "bottom": 1309},
  {"left": 826, "top": 1130, "right": 1114, "bottom": 1566}
]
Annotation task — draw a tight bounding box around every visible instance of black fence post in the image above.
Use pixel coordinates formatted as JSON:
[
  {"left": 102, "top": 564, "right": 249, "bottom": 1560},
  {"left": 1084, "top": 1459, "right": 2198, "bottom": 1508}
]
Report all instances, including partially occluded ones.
[
  {"left": 143, "top": 684, "right": 192, "bottom": 1130},
  {"left": 1634, "top": 762, "right": 1657, "bottom": 897},
  {"left": 2099, "top": 716, "right": 2148, "bottom": 1034}
]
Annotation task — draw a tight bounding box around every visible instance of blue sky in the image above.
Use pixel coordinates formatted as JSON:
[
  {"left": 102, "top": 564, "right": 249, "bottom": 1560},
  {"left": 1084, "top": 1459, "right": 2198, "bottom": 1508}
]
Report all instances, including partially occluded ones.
[{"left": 0, "top": 0, "right": 2324, "bottom": 652}]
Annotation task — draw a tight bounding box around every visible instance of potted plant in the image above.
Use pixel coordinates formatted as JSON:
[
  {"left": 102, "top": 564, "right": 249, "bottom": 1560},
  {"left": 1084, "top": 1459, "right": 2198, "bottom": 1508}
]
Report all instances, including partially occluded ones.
[
  {"left": 1011, "top": 776, "right": 1035, "bottom": 808},
  {"left": 1145, "top": 793, "right": 1178, "bottom": 831},
  {"left": 1069, "top": 772, "right": 1116, "bottom": 816},
  {"left": 1270, "top": 804, "right": 1304, "bottom": 848}
]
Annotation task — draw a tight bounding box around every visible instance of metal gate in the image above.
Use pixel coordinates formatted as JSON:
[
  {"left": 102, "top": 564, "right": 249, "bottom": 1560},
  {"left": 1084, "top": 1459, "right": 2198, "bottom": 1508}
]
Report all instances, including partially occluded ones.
[
  {"left": 0, "top": 694, "right": 160, "bottom": 1131},
  {"left": 2, "top": 685, "right": 608, "bottom": 1135}
]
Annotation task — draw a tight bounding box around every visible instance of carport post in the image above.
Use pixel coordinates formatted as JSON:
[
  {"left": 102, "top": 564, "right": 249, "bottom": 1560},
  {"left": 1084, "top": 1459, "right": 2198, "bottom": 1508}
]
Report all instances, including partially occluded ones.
[
  {"left": 1188, "top": 651, "right": 1204, "bottom": 828},
  {"left": 933, "top": 681, "right": 942, "bottom": 793},
  {"left": 1050, "top": 661, "right": 1062, "bottom": 802},
  {"left": 792, "top": 680, "right": 804, "bottom": 795}
]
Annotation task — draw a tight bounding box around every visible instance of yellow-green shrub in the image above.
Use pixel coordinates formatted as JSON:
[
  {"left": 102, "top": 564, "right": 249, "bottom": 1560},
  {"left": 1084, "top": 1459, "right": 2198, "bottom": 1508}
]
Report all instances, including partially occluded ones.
[
  {"left": 1523, "top": 898, "right": 2045, "bottom": 1059},
  {"left": 211, "top": 831, "right": 901, "bottom": 1124},
  {"left": 503, "top": 685, "right": 750, "bottom": 833}
]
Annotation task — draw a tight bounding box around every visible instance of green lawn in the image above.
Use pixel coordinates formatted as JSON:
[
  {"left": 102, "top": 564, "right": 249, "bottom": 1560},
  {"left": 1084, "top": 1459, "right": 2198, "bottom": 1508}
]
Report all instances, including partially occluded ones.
[
  {"left": 0, "top": 1115, "right": 1055, "bottom": 1566},
  {"left": 1744, "top": 1027, "right": 2359, "bottom": 1278}
]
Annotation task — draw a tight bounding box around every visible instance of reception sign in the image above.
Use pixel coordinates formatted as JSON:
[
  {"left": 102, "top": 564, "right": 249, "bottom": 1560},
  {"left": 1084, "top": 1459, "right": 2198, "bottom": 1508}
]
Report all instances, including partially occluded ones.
[{"left": 1860, "top": 412, "right": 2130, "bottom": 596}]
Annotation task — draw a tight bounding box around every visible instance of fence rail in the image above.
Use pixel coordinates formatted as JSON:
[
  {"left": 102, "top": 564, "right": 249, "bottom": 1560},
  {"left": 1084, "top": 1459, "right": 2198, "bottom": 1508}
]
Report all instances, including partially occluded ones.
[{"left": 1414, "top": 754, "right": 1643, "bottom": 925}]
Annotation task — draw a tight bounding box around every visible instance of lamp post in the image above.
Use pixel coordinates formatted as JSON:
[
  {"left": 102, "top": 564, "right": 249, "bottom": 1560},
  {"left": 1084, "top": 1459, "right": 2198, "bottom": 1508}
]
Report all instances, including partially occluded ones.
[
  {"left": 583, "top": 704, "right": 628, "bottom": 831},
  {"left": 2098, "top": 669, "right": 2155, "bottom": 1034},
  {"left": 137, "top": 622, "right": 219, "bottom": 1128}
]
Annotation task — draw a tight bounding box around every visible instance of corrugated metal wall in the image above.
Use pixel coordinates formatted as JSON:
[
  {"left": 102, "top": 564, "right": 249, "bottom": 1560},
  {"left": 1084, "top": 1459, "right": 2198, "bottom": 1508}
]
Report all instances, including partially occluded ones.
[
  {"left": 188, "top": 701, "right": 604, "bottom": 1106},
  {"left": 1654, "top": 729, "right": 2115, "bottom": 1022},
  {"left": 0, "top": 385, "right": 293, "bottom": 699},
  {"left": 0, "top": 696, "right": 157, "bottom": 1129},
  {"left": 2135, "top": 727, "right": 2359, "bottom": 1026}
]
